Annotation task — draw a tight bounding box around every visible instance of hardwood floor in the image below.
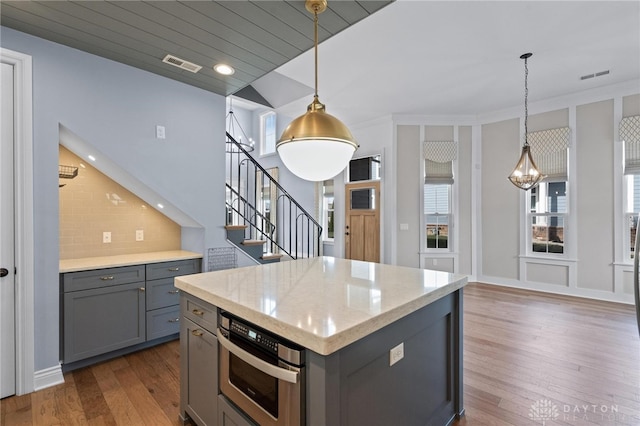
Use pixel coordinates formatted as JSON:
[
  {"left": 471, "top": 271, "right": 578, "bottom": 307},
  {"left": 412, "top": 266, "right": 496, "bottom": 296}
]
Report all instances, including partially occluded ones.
[
  {"left": 1, "top": 282, "right": 639, "bottom": 425},
  {"left": 454, "top": 284, "right": 640, "bottom": 426}
]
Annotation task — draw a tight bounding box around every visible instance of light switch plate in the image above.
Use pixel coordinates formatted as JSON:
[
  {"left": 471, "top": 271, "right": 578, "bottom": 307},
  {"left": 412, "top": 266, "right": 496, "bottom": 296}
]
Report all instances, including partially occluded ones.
[
  {"left": 156, "top": 125, "right": 166, "bottom": 139},
  {"left": 103, "top": 231, "right": 111, "bottom": 243},
  {"left": 136, "top": 229, "right": 144, "bottom": 241},
  {"left": 400, "top": 223, "right": 409, "bottom": 231}
]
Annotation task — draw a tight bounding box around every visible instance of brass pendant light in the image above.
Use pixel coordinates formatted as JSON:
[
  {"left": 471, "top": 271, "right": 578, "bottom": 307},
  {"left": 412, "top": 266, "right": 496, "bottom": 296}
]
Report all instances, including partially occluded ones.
[
  {"left": 508, "top": 53, "right": 545, "bottom": 190},
  {"left": 276, "top": 0, "right": 358, "bottom": 182}
]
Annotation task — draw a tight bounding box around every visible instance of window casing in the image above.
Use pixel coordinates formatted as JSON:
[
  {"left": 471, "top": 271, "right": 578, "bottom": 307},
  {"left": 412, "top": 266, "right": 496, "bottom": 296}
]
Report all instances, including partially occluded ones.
[
  {"left": 260, "top": 111, "right": 276, "bottom": 155},
  {"left": 422, "top": 140, "right": 457, "bottom": 252},
  {"left": 621, "top": 115, "right": 640, "bottom": 260},
  {"left": 525, "top": 127, "right": 571, "bottom": 257}
]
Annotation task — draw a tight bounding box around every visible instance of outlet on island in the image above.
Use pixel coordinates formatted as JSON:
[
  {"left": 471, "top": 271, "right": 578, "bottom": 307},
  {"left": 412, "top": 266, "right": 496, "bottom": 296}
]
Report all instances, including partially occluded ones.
[
  {"left": 102, "top": 231, "right": 111, "bottom": 243},
  {"left": 389, "top": 342, "right": 404, "bottom": 366},
  {"left": 136, "top": 229, "right": 144, "bottom": 241}
]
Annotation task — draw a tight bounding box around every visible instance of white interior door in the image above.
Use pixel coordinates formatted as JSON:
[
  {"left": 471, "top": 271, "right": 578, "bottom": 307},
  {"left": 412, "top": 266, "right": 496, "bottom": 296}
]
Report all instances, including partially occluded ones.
[{"left": 1, "top": 61, "right": 16, "bottom": 398}]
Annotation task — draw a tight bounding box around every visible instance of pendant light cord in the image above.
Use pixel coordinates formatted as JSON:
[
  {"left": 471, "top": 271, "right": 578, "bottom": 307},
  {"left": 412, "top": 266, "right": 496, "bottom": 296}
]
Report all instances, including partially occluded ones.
[{"left": 313, "top": 7, "right": 319, "bottom": 100}]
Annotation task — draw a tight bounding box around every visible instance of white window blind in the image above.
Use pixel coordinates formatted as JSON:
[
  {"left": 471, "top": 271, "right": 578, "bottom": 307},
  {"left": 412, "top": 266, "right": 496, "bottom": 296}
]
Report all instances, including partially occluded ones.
[
  {"left": 423, "top": 140, "right": 457, "bottom": 184},
  {"left": 621, "top": 115, "right": 640, "bottom": 175},
  {"left": 424, "top": 185, "right": 450, "bottom": 214},
  {"left": 528, "top": 127, "right": 570, "bottom": 181}
]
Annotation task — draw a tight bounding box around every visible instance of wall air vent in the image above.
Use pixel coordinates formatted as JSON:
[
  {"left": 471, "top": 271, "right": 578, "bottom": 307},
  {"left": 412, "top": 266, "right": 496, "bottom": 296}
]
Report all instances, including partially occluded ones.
[
  {"left": 162, "top": 54, "right": 202, "bottom": 73},
  {"left": 580, "top": 70, "right": 610, "bottom": 81}
]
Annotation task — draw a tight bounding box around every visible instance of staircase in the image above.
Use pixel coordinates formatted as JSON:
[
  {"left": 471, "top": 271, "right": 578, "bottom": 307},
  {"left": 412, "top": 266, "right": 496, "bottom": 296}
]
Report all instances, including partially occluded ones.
[{"left": 225, "top": 132, "right": 322, "bottom": 264}]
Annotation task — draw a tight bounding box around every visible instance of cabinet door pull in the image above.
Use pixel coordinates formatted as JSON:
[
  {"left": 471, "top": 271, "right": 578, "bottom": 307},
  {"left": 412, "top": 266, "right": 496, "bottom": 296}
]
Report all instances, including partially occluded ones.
[
  {"left": 139, "top": 287, "right": 146, "bottom": 292},
  {"left": 168, "top": 318, "right": 180, "bottom": 323},
  {"left": 168, "top": 267, "right": 180, "bottom": 272},
  {"left": 168, "top": 289, "right": 180, "bottom": 294},
  {"left": 192, "top": 308, "right": 204, "bottom": 316},
  {"left": 100, "top": 276, "right": 114, "bottom": 281},
  {"left": 191, "top": 329, "right": 203, "bottom": 337}
]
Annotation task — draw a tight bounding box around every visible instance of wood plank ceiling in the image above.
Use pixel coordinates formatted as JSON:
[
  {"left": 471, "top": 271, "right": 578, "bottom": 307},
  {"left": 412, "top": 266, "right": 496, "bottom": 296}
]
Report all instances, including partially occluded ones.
[{"left": 0, "top": 1, "right": 392, "bottom": 97}]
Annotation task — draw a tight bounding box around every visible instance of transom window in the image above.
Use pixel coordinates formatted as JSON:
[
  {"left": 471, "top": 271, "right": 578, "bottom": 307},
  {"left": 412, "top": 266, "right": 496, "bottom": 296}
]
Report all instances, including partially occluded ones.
[{"left": 260, "top": 111, "right": 276, "bottom": 155}]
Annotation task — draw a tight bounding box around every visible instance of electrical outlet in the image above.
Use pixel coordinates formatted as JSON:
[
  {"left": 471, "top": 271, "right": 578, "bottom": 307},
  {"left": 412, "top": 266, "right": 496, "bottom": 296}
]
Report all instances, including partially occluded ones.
[
  {"left": 136, "top": 229, "right": 144, "bottom": 241},
  {"left": 156, "top": 125, "right": 166, "bottom": 139},
  {"left": 389, "top": 342, "right": 404, "bottom": 366},
  {"left": 103, "top": 231, "right": 111, "bottom": 243}
]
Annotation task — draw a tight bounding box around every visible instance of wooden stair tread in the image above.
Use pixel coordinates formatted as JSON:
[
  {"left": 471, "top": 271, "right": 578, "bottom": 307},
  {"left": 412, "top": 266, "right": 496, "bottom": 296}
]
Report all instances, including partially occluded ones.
[
  {"left": 261, "top": 253, "right": 283, "bottom": 260},
  {"left": 225, "top": 225, "right": 248, "bottom": 230},
  {"left": 241, "top": 239, "right": 266, "bottom": 246}
]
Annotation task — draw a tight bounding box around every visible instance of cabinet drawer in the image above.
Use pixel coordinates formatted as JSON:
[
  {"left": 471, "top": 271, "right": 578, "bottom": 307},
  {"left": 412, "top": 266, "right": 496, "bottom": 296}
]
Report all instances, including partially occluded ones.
[
  {"left": 146, "top": 259, "right": 200, "bottom": 281},
  {"left": 182, "top": 294, "right": 217, "bottom": 334},
  {"left": 63, "top": 265, "right": 145, "bottom": 292},
  {"left": 146, "top": 306, "right": 181, "bottom": 340},
  {"left": 147, "top": 277, "right": 180, "bottom": 310}
]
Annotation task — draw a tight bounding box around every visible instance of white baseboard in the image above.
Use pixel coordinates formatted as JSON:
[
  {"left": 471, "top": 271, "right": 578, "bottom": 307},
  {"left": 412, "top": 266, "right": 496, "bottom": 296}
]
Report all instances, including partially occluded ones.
[
  {"left": 33, "top": 364, "right": 64, "bottom": 391},
  {"left": 477, "top": 275, "right": 635, "bottom": 305}
]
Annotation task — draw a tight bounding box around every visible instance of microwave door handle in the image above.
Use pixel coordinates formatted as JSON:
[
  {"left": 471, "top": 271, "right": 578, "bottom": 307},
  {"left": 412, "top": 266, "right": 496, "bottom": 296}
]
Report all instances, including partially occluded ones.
[{"left": 218, "top": 328, "right": 299, "bottom": 384}]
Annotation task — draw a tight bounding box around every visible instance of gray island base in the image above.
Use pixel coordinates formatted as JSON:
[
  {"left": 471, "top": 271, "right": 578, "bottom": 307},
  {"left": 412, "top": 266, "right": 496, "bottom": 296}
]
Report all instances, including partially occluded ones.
[{"left": 175, "top": 256, "right": 466, "bottom": 426}]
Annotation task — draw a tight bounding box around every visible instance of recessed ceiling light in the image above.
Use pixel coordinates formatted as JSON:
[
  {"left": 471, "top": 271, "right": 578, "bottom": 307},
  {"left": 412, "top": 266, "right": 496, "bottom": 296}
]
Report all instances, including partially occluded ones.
[{"left": 214, "top": 64, "right": 235, "bottom": 75}]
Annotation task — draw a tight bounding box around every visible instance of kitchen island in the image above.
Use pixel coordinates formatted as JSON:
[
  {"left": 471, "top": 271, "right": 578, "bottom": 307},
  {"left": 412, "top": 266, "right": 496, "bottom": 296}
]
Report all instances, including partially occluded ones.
[{"left": 175, "top": 256, "right": 467, "bottom": 426}]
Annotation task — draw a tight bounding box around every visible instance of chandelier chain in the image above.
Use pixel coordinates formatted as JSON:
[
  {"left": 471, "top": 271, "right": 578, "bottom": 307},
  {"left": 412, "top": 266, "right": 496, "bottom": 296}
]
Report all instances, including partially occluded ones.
[{"left": 524, "top": 55, "right": 529, "bottom": 145}]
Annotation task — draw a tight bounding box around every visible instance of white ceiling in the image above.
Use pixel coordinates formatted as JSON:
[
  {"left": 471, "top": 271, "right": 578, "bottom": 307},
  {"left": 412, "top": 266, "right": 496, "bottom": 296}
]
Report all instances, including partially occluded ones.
[{"left": 264, "top": 0, "right": 640, "bottom": 126}]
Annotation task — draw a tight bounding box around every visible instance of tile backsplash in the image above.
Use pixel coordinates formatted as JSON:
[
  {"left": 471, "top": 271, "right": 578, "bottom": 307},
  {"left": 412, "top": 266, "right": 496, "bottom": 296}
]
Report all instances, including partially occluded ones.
[{"left": 59, "top": 146, "right": 181, "bottom": 259}]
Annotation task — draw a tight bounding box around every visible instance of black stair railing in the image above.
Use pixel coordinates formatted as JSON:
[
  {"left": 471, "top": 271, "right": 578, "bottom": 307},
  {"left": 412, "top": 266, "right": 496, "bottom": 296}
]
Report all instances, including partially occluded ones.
[{"left": 226, "top": 132, "right": 322, "bottom": 259}]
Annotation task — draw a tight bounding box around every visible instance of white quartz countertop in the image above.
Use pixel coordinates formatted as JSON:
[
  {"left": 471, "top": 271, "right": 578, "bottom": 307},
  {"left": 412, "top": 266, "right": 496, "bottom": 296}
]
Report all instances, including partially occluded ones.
[
  {"left": 175, "top": 256, "right": 467, "bottom": 355},
  {"left": 60, "top": 250, "right": 203, "bottom": 273}
]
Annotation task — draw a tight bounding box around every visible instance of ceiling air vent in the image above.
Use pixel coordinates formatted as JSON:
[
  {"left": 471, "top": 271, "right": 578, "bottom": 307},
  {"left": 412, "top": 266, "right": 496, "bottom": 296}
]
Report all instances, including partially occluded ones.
[
  {"left": 580, "top": 70, "right": 610, "bottom": 81},
  {"left": 162, "top": 54, "right": 202, "bottom": 73}
]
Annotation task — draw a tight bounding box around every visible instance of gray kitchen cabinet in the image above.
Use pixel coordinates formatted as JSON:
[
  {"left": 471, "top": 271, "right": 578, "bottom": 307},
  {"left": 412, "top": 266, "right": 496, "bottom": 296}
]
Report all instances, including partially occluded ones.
[
  {"left": 146, "top": 258, "right": 200, "bottom": 339},
  {"left": 180, "top": 293, "right": 218, "bottom": 426},
  {"left": 218, "top": 394, "right": 256, "bottom": 426},
  {"left": 61, "top": 257, "right": 201, "bottom": 369},
  {"left": 63, "top": 278, "right": 145, "bottom": 363}
]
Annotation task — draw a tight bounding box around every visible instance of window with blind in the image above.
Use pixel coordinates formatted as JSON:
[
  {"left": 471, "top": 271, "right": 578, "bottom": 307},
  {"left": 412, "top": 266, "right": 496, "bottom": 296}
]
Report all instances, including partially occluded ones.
[
  {"left": 526, "top": 127, "right": 570, "bottom": 255},
  {"left": 423, "top": 140, "right": 456, "bottom": 250},
  {"left": 621, "top": 115, "right": 640, "bottom": 259}
]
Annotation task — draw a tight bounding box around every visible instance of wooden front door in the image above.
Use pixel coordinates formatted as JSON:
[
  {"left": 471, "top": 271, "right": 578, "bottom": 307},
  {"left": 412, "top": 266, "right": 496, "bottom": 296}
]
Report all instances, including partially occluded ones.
[{"left": 345, "top": 181, "right": 380, "bottom": 262}]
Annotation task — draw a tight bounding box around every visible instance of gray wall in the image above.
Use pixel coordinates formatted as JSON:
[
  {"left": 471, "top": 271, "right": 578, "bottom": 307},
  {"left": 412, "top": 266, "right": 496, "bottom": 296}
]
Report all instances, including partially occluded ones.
[
  {"left": 1, "top": 27, "right": 227, "bottom": 371},
  {"left": 481, "top": 118, "right": 520, "bottom": 279},
  {"left": 576, "top": 100, "right": 614, "bottom": 291},
  {"left": 395, "top": 125, "right": 421, "bottom": 267}
]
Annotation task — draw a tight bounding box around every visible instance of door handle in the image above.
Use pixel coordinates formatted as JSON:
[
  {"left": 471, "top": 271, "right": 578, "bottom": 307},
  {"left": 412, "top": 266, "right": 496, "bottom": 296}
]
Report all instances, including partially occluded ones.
[
  {"left": 0, "top": 268, "right": 8, "bottom": 277},
  {"left": 218, "top": 328, "right": 299, "bottom": 384}
]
